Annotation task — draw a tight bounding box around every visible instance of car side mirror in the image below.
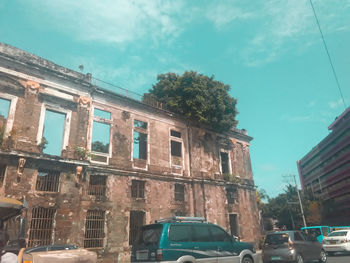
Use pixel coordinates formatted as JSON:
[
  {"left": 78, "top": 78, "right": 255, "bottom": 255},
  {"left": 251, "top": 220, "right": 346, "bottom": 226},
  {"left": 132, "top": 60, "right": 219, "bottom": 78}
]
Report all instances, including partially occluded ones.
[{"left": 232, "top": 235, "right": 240, "bottom": 242}]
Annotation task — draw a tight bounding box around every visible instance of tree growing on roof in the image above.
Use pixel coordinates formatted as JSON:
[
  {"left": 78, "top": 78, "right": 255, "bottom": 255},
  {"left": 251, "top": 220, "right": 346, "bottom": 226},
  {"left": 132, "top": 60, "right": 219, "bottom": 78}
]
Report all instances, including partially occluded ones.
[{"left": 145, "top": 71, "right": 238, "bottom": 132}]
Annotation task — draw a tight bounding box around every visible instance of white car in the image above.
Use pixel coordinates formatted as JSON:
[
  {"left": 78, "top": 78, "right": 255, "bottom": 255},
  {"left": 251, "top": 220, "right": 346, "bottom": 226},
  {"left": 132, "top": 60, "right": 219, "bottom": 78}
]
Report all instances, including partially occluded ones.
[{"left": 322, "top": 230, "right": 350, "bottom": 255}]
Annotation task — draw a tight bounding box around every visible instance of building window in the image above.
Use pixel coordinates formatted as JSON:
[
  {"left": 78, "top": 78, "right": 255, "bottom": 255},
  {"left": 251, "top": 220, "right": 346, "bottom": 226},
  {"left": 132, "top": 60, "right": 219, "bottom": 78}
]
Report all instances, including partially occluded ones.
[
  {"left": 0, "top": 165, "right": 6, "bottom": 186},
  {"left": 28, "top": 207, "right": 56, "bottom": 247},
  {"left": 220, "top": 151, "right": 230, "bottom": 174},
  {"left": 131, "top": 180, "right": 145, "bottom": 198},
  {"left": 129, "top": 210, "right": 145, "bottom": 245},
  {"left": 229, "top": 214, "right": 239, "bottom": 236},
  {"left": 35, "top": 169, "right": 60, "bottom": 192},
  {"left": 133, "top": 120, "right": 148, "bottom": 160},
  {"left": 84, "top": 210, "right": 105, "bottom": 248},
  {"left": 37, "top": 104, "right": 71, "bottom": 156},
  {"left": 88, "top": 175, "right": 107, "bottom": 197},
  {"left": 0, "top": 94, "right": 18, "bottom": 141},
  {"left": 226, "top": 187, "right": 238, "bottom": 204},
  {"left": 170, "top": 130, "right": 182, "bottom": 167},
  {"left": 90, "top": 108, "right": 111, "bottom": 164},
  {"left": 174, "top": 184, "right": 185, "bottom": 202}
]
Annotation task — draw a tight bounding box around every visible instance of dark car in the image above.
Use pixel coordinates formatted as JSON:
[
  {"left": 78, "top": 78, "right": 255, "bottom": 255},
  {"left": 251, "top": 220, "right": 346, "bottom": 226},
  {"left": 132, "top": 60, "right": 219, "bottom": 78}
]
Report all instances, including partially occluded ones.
[
  {"left": 262, "top": 231, "right": 327, "bottom": 263},
  {"left": 131, "top": 216, "right": 258, "bottom": 263}
]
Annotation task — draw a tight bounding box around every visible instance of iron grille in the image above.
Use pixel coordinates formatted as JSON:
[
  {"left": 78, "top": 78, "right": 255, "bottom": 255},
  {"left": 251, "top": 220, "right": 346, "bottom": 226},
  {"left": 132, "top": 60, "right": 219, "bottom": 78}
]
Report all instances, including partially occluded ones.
[
  {"left": 84, "top": 210, "right": 105, "bottom": 248},
  {"left": 0, "top": 164, "right": 6, "bottom": 185},
  {"left": 28, "top": 207, "right": 56, "bottom": 247},
  {"left": 226, "top": 187, "right": 238, "bottom": 204},
  {"left": 129, "top": 210, "right": 145, "bottom": 245},
  {"left": 88, "top": 175, "right": 107, "bottom": 197},
  {"left": 131, "top": 180, "right": 145, "bottom": 198},
  {"left": 36, "top": 169, "right": 60, "bottom": 192},
  {"left": 174, "top": 184, "right": 185, "bottom": 202}
]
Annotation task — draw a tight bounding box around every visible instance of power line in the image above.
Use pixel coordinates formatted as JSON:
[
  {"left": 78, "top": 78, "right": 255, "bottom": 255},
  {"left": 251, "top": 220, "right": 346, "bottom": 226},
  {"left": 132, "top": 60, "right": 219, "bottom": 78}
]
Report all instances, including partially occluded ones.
[{"left": 309, "top": 0, "right": 347, "bottom": 109}]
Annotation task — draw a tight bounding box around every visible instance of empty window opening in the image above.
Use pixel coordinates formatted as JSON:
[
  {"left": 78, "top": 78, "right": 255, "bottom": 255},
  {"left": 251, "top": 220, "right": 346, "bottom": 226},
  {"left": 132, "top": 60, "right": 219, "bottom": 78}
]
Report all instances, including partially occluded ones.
[
  {"left": 133, "top": 120, "right": 148, "bottom": 161},
  {"left": 171, "top": 141, "right": 182, "bottom": 157},
  {"left": 91, "top": 121, "right": 110, "bottom": 154},
  {"left": 226, "top": 187, "right": 238, "bottom": 204},
  {"left": 134, "top": 120, "right": 147, "bottom": 129},
  {"left": 94, "top": 108, "right": 111, "bottom": 120},
  {"left": 84, "top": 210, "right": 105, "bottom": 248},
  {"left": 131, "top": 180, "right": 145, "bottom": 198},
  {"left": 28, "top": 207, "right": 56, "bottom": 247},
  {"left": 129, "top": 210, "right": 145, "bottom": 245},
  {"left": 220, "top": 152, "right": 230, "bottom": 174},
  {"left": 170, "top": 130, "right": 181, "bottom": 138},
  {"left": 0, "top": 98, "right": 10, "bottom": 128},
  {"left": 88, "top": 175, "right": 107, "bottom": 197},
  {"left": 0, "top": 165, "right": 6, "bottom": 186},
  {"left": 174, "top": 184, "right": 185, "bottom": 202},
  {"left": 35, "top": 169, "right": 60, "bottom": 192},
  {"left": 229, "top": 214, "right": 239, "bottom": 237},
  {"left": 42, "top": 110, "right": 66, "bottom": 156},
  {"left": 133, "top": 131, "right": 147, "bottom": 160}
]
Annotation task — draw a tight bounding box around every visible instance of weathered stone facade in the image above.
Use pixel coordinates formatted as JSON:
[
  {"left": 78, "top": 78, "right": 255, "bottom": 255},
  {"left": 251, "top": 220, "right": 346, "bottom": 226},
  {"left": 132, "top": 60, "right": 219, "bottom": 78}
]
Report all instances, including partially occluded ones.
[{"left": 0, "top": 43, "right": 260, "bottom": 262}]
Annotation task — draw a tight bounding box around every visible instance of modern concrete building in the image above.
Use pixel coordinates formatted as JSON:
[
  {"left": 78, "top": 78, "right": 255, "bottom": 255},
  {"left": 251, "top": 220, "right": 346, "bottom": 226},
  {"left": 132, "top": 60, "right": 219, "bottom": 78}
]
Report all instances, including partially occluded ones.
[
  {"left": 298, "top": 107, "right": 350, "bottom": 224},
  {"left": 0, "top": 43, "right": 260, "bottom": 262}
]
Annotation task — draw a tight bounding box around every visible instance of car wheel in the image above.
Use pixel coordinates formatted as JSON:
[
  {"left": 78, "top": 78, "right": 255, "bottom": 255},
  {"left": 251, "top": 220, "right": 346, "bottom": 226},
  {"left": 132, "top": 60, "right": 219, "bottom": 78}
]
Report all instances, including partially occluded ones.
[
  {"left": 319, "top": 249, "right": 327, "bottom": 263},
  {"left": 242, "top": 256, "right": 253, "bottom": 263},
  {"left": 296, "top": 254, "right": 304, "bottom": 263}
]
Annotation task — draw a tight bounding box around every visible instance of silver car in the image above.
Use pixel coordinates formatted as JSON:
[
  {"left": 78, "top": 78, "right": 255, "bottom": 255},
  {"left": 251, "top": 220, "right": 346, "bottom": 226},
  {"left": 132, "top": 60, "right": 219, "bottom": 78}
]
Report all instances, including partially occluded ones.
[
  {"left": 262, "top": 231, "right": 327, "bottom": 263},
  {"left": 322, "top": 230, "right": 350, "bottom": 255}
]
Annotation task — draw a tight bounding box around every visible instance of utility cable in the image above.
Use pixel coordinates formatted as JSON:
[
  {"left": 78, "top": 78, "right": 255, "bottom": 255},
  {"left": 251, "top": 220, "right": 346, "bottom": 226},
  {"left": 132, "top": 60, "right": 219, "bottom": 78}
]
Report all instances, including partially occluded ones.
[{"left": 309, "top": 0, "right": 347, "bottom": 109}]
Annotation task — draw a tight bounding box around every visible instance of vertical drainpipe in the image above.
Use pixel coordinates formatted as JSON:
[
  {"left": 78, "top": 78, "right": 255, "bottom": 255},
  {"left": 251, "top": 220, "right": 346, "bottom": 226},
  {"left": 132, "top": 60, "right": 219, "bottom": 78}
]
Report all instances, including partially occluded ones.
[{"left": 186, "top": 120, "right": 196, "bottom": 217}]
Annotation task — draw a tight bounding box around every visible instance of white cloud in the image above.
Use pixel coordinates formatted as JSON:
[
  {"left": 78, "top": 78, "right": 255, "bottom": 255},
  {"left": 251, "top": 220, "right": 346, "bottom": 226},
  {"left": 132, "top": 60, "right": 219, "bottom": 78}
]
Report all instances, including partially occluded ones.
[
  {"left": 205, "top": 0, "right": 255, "bottom": 28},
  {"left": 33, "top": 0, "right": 186, "bottom": 45},
  {"left": 329, "top": 99, "right": 343, "bottom": 109}
]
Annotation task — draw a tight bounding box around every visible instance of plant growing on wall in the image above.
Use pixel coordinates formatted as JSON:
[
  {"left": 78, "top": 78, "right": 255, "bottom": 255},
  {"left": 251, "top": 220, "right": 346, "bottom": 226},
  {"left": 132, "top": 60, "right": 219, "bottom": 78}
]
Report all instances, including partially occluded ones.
[
  {"left": 223, "top": 173, "right": 241, "bottom": 183},
  {"left": 38, "top": 137, "right": 48, "bottom": 152},
  {"left": 74, "top": 146, "right": 91, "bottom": 160}
]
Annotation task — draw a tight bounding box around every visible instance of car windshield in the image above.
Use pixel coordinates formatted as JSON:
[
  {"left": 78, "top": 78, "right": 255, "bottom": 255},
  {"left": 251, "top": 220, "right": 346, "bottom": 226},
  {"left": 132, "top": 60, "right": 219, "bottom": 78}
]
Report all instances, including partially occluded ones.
[
  {"left": 265, "top": 234, "right": 289, "bottom": 245},
  {"left": 135, "top": 225, "right": 163, "bottom": 246},
  {"left": 302, "top": 228, "right": 321, "bottom": 237},
  {"left": 328, "top": 231, "right": 348, "bottom": 237}
]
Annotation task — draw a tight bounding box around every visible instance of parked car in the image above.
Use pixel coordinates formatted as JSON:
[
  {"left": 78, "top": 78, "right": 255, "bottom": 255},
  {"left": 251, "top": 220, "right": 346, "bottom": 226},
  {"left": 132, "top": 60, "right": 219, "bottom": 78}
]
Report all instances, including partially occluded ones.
[
  {"left": 262, "top": 231, "right": 327, "bottom": 263},
  {"left": 322, "top": 229, "right": 350, "bottom": 255},
  {"left": 301, "top": 226, "right": 330, "bottom": 244},
  {"left": 131, "top": 216, "right": 258, "bottom": 263}
]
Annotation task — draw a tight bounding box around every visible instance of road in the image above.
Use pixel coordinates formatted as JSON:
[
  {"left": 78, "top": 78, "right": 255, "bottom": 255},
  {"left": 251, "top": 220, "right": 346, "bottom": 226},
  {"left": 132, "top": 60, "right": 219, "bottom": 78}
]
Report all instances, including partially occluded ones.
[
  {"left": 256, "top": 252, "right": 350, "bottom": 263},
  {"left": 327, "top": 252, "right": 350, "bottom": 263}
]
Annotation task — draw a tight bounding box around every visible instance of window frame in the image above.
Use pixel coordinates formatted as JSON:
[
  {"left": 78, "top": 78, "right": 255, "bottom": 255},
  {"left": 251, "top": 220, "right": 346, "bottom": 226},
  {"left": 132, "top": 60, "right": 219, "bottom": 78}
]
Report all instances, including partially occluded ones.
[
  {"left": 226, "top": 187, "right": 238, "bottom": 204},
  {"left": 174, "top": 183, "right": 185, "bottom": 202},
  {"left": 0, "top": 93, "right": 18, "bottom": 139},
  {"left": 84, "top": 210, "right": 106, "bottom": 249},
  {"left": 89, "top": 106, "right": 112, "bottom": 165},
  {"left": 131, "top": 118, "right": 149, "bottom": 170},
  {"left": 88, "top": 175, "right": 107, "bottom": 198},
  {"left": 37, "top": 103, "right": 71, "bottom": 156},
  {"left": 220, "top": 150, "right": 232, "bottom": 175},
  {"left": 35, "top": 169, "right": 61, "bottom": 193},
  {"left": 28, "top": 207, "right": 56, "bottom": 247},
  {"left": 131, "top": 179, "right": 146, "bottom": 199},
  {"left": 0, "top": 164, "right": 6, "bottom": 186},
  {"left": 169, "top": 129, "right": 184, "bottom": 170}
]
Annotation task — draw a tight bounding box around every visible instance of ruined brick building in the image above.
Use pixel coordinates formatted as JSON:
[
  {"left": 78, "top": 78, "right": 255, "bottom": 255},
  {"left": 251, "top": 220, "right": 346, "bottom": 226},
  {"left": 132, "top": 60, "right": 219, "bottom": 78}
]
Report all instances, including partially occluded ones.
[{"left": 0, "top": 43, "right": 260, "bottom": 262}]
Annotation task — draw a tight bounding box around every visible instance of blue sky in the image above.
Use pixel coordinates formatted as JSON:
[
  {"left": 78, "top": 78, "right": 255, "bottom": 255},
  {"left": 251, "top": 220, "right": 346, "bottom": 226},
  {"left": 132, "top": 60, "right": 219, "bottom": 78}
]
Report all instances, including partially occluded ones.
[{"left": 1, "top": 0, "right": 349, "bottom": 197}]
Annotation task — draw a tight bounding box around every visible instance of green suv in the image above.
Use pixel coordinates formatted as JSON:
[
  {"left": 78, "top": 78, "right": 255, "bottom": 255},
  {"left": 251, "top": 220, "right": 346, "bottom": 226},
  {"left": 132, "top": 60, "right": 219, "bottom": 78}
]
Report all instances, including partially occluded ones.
[{"left": 131, "top": 216, "right": 258, "bottom": 263}]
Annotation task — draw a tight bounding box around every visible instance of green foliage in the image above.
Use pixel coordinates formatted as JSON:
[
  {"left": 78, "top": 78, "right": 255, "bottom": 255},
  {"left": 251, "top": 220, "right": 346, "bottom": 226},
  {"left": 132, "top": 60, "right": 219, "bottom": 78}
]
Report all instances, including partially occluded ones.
[
  {"left": 91, "top": 141, "right": 109, "bottom": 153},
  {"left": 74, "top": 146, "right": 91, "bottom": 160},
  {"left": 38, "top": 137, "right": 48, "bottom": 151},
  {"left": 223, "top": 173, "right": 241, "bottom": 183},
  {"left": 146, "top": 71, "right": 238, "bottom": 132}
]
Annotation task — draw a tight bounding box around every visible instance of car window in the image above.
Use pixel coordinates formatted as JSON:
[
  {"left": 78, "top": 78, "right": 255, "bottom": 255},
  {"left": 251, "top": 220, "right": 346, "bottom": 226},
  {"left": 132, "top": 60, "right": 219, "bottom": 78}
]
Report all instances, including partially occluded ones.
[
  {"left": 294, "top": 232, "right": 305, "bottom": 241},
  {"left": 322, "top": 227, "right": 329, "bottom": 236},
  {"left": 265, "top": 234, "right": 289, "bottom": 245},
  {"left": 136, "top": 224, "right": 163, "bottom": 245},
  {"left": 210, "top": 226, "right": 231, "bottom": 242},
  {"left": 328, "top": 231, "right": 348, "bottom": 237},
  {"left": 302, "top": 228, "right": 321, "bottom": 238},
  {"left": 191, "top": 225, "right": 212, "bottom": 242},
  {"left": 169, "top": 225, "right": 191, "bottom": 242}
]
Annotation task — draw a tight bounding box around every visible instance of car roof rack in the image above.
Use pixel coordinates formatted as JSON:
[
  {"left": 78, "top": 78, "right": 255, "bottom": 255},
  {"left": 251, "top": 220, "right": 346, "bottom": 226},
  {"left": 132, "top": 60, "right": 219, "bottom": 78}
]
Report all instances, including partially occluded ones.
[{"left": 155, "top": 216, "right": 207, "bottom": 223}]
